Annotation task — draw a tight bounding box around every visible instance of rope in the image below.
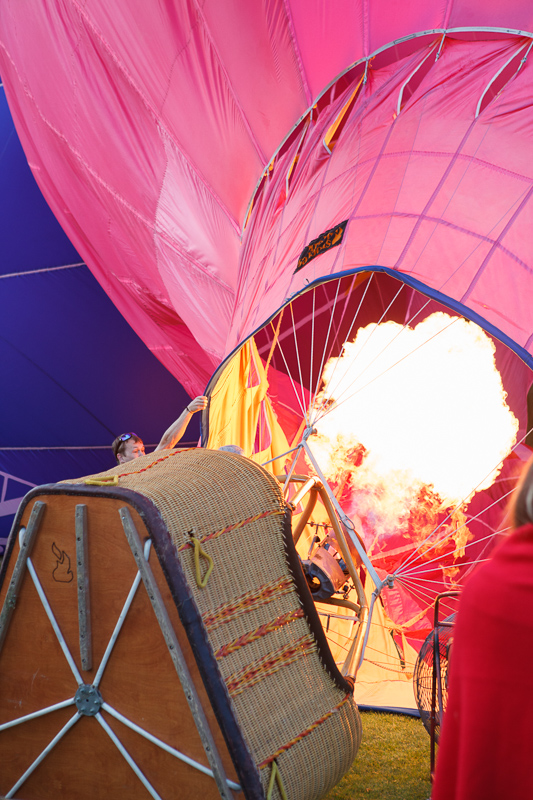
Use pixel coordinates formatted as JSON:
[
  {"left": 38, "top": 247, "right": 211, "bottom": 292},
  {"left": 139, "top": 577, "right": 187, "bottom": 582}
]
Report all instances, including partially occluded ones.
[
  {"left": 178, "top": 509, "right": 284, "bottom": 552},
  {"left": 84, "top": 475, "right": 119, "bottom": 486},
  {"left": 265, "top": 309, "right": 284, "bottom": 374},
  {"left": 214, "top": 609, "right": 304, "bottom": 659},
  {"left": 202, "top": 577, "right": 293, "bottom": 631},
  {"left": 225, "top": 635, "right": 315, "bottom": 697},
  {"left": 266, "top": 761, "right": 288, "bottom": 800},
  {"left": 190, "top": 535, "right": 214, "bottom": 589},
  {"left": 258, "top": 693, "right": 352, "bottom": 767},
  {"left": 117, "top": 449, "right": 194, "bottom": 478}
]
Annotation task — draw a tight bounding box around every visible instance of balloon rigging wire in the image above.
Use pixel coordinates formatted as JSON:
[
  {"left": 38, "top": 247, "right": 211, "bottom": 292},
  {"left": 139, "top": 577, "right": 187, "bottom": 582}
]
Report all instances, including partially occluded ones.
[
  {"left": 309, "top": 285, "right": 316, "bottom": 425},
  {"left": 265, "top": 315, "right": 309, "bottom": 420},
  {"left": 458, "top": 520, "right": 511, "bottom": 583},
  {"left": 310, "top": 278, "right": 408, "bottom": 424},
  {"left": 307, "top": 280, "right": 343, "bottom": 422},
  {"left": 255, "top": 51, "right": 532, "bottom": 613},
  {"left": 394, "top": 486, "right": 516, "bottom": 578},
  {"left": 398, "top": 552, "right": 502, "bottom": 583},
  {"left": 289, "top": 301, "right": 310, "bottom": 424},
  {"left": 274, "top": 270, "right": 529, "bottom": 605},
  {"left": 312, "top": 304, "right": 456, "bottom": 426},
  {"left": 397, "top": 528, "right": 511, "bottom": 579},
  {"left": 390, "top": 577, "right": 441, "bottom": 609},
  {"left": 327, "top": 273, "right": 367, "bottom": 358},
  {"left": 395, "top": 423, "right": 533, "bottom": 575},
  {"left": 308, "top": 273, "right": 372, "bottom": 424},
  {"left": 311, "top": 280, "right": 423, "bottom": 421}
]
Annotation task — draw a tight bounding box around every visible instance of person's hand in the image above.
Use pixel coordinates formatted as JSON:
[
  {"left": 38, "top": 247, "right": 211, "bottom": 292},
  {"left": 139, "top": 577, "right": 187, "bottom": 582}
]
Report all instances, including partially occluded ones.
[{"left": 187, "top": 395, "right": 208, "bottom": 413}]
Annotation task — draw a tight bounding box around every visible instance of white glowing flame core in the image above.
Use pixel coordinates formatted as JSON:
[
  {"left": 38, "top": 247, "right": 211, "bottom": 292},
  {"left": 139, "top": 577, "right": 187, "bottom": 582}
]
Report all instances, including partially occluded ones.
[{"left": 312, "top": 312, "right": 518, "bottom": 506}]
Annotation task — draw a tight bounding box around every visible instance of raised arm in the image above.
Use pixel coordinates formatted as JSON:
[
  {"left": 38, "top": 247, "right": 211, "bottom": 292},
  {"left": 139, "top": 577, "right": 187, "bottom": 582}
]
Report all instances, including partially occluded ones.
[{"left": 154, "top": 395, "right": 208, "bottom": 451}]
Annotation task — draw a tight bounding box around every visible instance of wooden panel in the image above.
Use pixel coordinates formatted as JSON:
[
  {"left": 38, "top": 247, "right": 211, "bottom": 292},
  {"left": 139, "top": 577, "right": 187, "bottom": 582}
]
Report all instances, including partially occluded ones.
[{"left": 0, "top": 492, "right": 238, "bottom": 800}]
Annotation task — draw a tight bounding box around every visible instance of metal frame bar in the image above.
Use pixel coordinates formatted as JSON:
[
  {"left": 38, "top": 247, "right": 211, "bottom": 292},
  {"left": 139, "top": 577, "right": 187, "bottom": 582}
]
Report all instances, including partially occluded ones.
[
  {"left": 5, "top": 712, "right": 81, "bottom": 798},
  {"left": 0, "top": 699, "right": 75, "bottom": 732},
  {"left": 96, "top": 712, "right": 164, "bottom": 800},
  {"left": 302, "top": 438, "right": 382, "bottom": 588},
  {"left": 26, "top": 557, "right": 83, "bottom": 685},
  {"left": 102, "top": 702, "right": 241, "bottom": 791},
  {"left": 278, "top": 472, "right": 369, "bottom": 676},
  {"left": 119, "top": 506, "right": 236, "bottom": 800},
  {"left": 92, "top": 539, "right": 151, "bottom": 688},
  {"left": 0, "top": 501, "right": 45, "bottom": 653},
  {"left": 75, "top": 503, "right": 92, "bottom": 670},
  {"left": 430, "top": 591, "right": 460, "bottom": 778}
]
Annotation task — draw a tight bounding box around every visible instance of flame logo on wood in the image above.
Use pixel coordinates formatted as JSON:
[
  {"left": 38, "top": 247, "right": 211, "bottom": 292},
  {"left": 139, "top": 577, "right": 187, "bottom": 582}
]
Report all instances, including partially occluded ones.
[{"left": 52, "top": 542, "right": 73, "bottom": 583}]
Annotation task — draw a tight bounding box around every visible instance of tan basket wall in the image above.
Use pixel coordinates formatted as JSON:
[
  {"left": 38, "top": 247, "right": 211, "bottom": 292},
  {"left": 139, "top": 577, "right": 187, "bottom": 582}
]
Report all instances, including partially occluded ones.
[{"left": 67, "top": 448, "right": 362, "bottom": 799}]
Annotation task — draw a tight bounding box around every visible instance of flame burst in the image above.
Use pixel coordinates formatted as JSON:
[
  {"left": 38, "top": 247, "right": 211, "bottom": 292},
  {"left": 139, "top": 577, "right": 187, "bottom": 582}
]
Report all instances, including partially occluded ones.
[{"left": 309, "top": 312, "right": 518, "bottom": 593}]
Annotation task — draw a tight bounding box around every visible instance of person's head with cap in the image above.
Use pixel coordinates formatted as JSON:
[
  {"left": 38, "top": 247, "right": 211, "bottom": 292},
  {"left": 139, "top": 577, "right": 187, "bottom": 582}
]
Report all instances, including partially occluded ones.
[{"left": 112, "top": 432, "right": 145, "bottom": 464}]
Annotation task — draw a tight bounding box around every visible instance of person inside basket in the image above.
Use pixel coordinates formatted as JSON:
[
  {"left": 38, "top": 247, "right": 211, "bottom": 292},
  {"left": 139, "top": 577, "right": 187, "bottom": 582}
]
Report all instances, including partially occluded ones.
[{"left": 112, "top": 395, "right": 207, "bottom": 464}]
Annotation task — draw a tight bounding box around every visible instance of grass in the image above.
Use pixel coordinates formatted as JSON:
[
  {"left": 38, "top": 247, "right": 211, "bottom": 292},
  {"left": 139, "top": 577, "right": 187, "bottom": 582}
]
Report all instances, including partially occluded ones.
[{"left": 323, "top": 711, "right": 433, "bottom": 800}]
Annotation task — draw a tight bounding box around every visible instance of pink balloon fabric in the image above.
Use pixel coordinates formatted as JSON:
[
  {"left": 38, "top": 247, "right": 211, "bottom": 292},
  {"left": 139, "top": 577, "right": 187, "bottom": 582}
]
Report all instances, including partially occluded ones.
[{"left": 1, "top": 2, "right": 533, "bottom": 395}]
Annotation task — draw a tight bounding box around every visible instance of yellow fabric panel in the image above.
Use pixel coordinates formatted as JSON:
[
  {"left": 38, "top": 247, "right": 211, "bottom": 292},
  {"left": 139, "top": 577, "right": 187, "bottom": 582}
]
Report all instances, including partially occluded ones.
[
  {"left": 207, "top": 339, "right": 291, "bottom": 474},
  {"left": 323, "top": 75, "right": 364, "bottom": 153},
  {"left": 354, "top": 582, "right": 418, "bottom": 710}
]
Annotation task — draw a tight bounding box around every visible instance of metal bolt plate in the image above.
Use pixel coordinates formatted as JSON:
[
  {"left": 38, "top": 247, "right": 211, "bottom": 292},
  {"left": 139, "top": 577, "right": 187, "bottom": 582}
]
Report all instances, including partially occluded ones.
[{"left": 74, "top": 684, "right": 103, "bottom": 716}]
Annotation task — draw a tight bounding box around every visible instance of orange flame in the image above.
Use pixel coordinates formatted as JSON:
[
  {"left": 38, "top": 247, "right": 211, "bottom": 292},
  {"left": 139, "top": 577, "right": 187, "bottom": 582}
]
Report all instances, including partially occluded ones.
[{"left": 308, "top": 312, "right": 518, "bottom": 577}]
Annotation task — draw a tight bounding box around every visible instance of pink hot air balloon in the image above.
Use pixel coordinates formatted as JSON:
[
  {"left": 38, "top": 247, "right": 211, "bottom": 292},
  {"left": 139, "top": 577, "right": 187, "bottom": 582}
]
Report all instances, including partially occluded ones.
[{"left": 2, "top": 0, "right": 533, "bottom": 714}]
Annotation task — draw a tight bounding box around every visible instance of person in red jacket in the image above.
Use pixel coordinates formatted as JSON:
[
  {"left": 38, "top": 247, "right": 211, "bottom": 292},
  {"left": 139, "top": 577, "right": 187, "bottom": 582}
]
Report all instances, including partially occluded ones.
[{"left": 432, "top": 455, "right": 533, "bottom": 800}]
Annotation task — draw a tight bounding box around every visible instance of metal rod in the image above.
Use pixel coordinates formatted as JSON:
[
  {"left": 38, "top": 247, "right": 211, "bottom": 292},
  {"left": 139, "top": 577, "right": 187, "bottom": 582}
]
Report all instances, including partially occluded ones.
[
  {"left": 275, "top": 471, "right": 369, "bottom": 674},
  {"left": 302, "top": 438, "right": 382, "bottom": 588},
  {"left": 92, "top": 540, "right": 151, "bottom": 688},
  {"left": 95, "top": 712, "right": 164, "bottom": 800},
  {"left": 317, "top": 610, "right": 358, "bottom": 622},
  {"left": 0, "top": 501, "right": 45, "bottom": 653},
  {"left": 430, "top": 591, "right": 459, "bottom": 778},
  {"left": 75, "top": 504, "right": 92, "bottom": 671},
  {"left": 119, "top": 506, "right": 235, "bottom": 800},
  {"left": 342, "top": 603, "right": 369, "bottom": 678},
  {"left": 26, "top": 558, "right": 83, "bottom": 685},
  {"left": 5, "top": 712, "right": 80, "bottom": 798},
  {"left": 0, "top": 698, "right": 75, "bottom": 732},
  {"left": 102, "top": 703, "right": 241, "bottom": 791},
  {"left": 357, "top": 590, "right": 378, "bottom": 672},
  {"left": 317, "top": 597, "right": 361, "bottom": 614}
]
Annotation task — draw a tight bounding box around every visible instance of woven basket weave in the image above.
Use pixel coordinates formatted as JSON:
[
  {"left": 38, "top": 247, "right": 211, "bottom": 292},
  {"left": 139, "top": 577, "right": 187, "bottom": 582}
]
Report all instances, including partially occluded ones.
[{"left": 66, "top": 448, "right": 362, "bottom": 799}]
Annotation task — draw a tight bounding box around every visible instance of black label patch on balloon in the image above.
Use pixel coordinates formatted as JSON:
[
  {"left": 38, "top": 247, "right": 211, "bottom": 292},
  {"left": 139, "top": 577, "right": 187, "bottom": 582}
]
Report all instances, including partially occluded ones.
[{"left": 294, "top": 220, "right": 348, "bottom": 273}]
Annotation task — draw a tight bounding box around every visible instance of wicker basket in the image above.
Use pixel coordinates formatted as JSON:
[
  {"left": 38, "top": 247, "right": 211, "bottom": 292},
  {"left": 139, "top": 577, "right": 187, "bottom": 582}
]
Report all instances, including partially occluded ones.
[{"left": 0, "top": 448, "right": 361, "bottom": 800}]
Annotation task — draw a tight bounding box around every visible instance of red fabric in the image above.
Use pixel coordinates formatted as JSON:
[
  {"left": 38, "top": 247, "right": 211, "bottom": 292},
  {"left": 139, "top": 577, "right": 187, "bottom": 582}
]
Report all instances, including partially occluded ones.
[{"left": 433, "top": 522, "right": 533, "bottom": 800}]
